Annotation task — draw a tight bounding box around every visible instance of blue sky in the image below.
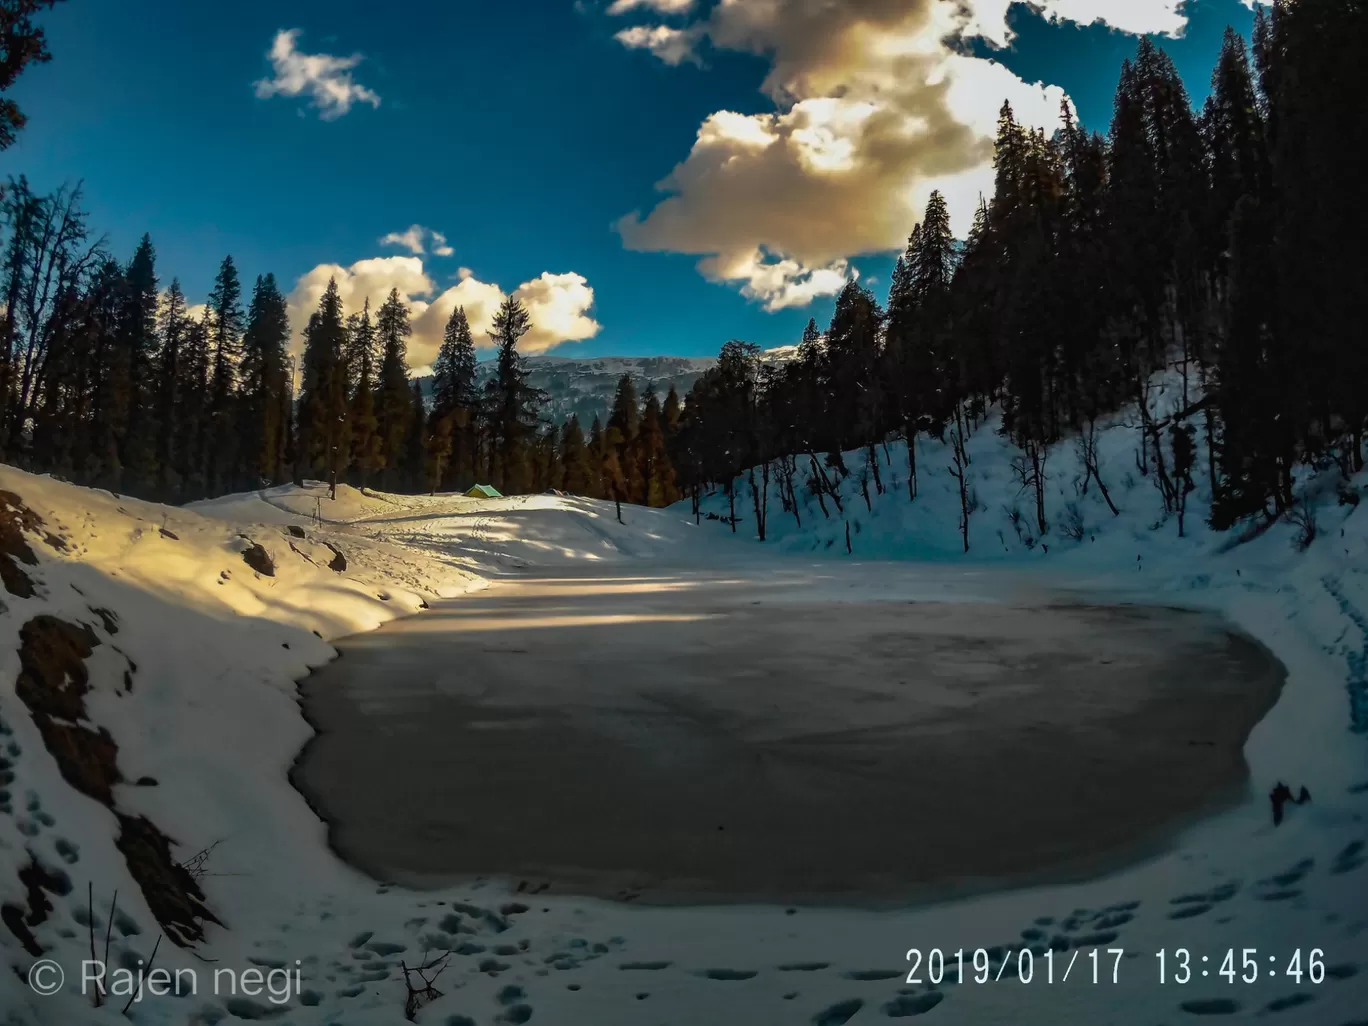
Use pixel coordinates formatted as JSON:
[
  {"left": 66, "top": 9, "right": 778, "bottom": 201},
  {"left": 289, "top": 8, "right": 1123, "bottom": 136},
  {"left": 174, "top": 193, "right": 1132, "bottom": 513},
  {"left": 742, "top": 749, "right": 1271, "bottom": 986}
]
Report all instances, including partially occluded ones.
[{"left": 7, "top": 0, "right": 1257, "bottom": 365}]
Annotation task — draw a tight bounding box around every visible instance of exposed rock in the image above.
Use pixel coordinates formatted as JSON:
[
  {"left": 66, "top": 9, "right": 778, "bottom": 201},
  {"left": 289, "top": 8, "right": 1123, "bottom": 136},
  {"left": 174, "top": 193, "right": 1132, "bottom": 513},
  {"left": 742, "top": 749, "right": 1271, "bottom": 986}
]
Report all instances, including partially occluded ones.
[
  {"left": 242, "top": 542, "right": 275, "bottom": 577},
  {"left": 324, "top": 542, "right": 347, "bottom": 572},
  {"left": 116, "top": 814, "right": 222, "bottom": 947}
]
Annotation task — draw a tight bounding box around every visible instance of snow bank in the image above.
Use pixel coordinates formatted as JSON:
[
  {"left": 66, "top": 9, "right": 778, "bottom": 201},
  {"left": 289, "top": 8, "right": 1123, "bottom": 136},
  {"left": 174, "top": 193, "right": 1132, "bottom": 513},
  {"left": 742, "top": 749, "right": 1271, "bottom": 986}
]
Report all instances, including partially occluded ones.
[{"left": 0, "top": 466, "right": 484, "bottom": 1023}]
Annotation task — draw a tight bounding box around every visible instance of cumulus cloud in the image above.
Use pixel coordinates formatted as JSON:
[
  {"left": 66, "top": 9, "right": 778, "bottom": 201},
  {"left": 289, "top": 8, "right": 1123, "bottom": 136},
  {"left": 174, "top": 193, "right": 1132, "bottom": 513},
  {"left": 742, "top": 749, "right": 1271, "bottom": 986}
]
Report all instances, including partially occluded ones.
[
  {"left": 613, "top": 0, "right": 1201, "bottom": 309},
  {"left": 378, "top": 224, "right": 455, "bottom": 257},
  {"left": 514, "top": 272, "right": 603, "bottom": 352},
  {"left": 607, "top": 0, "right": 695, "bottom": 14},
  {"left": 253, "top": 29, "right": 380, "bottom": 121},
  {"left": 285, "top": 257, "right": 601, "bottom": 369},
  {"left": 614, "top": 24, "right": 700, "bottom": 65}
]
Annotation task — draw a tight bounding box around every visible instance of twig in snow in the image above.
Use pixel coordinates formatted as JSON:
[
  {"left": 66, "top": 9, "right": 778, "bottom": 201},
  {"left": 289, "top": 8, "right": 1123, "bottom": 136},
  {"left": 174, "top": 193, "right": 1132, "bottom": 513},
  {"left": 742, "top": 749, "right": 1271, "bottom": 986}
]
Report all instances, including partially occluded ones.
[
  {"left": 121, "top": 935, "right": 161, "bottom": 1016},
  {"left": 401, "top": 951, "right": 452, "bottom": 1021}
]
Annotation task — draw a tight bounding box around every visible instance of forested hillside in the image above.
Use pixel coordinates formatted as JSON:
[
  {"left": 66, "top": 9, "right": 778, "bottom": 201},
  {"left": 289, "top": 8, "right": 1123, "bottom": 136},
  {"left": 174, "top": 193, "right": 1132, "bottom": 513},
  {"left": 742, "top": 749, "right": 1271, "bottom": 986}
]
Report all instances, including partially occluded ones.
[{"left": 3, "top": 3, "right": 1362, "bottom": 535}]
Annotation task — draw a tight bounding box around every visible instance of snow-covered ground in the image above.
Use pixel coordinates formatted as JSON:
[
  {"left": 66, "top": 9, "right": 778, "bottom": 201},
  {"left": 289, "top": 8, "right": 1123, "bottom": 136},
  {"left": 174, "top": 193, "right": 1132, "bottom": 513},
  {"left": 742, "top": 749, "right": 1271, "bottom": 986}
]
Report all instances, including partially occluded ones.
[{"left": 1, "top": 372, "right": 1365, "bottom": 1025}]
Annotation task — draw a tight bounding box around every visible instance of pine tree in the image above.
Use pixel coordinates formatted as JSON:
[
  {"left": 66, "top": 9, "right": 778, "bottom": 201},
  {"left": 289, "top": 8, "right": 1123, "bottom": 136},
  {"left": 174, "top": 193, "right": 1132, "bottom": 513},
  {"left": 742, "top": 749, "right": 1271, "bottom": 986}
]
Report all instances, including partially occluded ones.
[
  {"left": 296, "top": 278, "right": 350, "bottom": 494},
  {"left": 424, "top": 408, "right": 455, "bottom": 494},
  {"left": 486, "top": 296, "right": 544, "bottom": 494},
  {"left": 87, "top": 257, "right": 128, "bottom": 490},
  {"left": 346, "top": 301, "right": 382, "bottom": 487},
  {"left": 1263, "top": 0, "right": 1367, "bottom": 472},
  {"left": 586, "top": 414, "right": 609, "bottom": 499},
  {"left": 118, "top": 234, "right": 159, "bottom": 491},
  {"left": 560, "top": 414, "right": 593, "bottom": 495},
  {"left": 608, "top": 374, "right": 644, "bottom": 502},
  {"left": 1203, "top": 28, "right": 1269, "bottom": 270},
  {"left": 175, "top": 307, "right": 212, "bottom": 497},
  {"left": 374, "top": 287, "right": 413, "bottom": 489},
  {"left": 154, "top": 279, "right": 188, "bottom": 497},
  {"left": 238, "top": 273, "right": 290, "bottom": 486},
  {"left": 206, "top": 255, "right": 243, "bottom": 492},
  {"left": 431, "top": 305, "right": 480, "bottom": 488},
  {"left": 0, "top": 0, "right": 66, "bottom": 151},
  {"left": 824, "top": 280, "right": 884, "bottom": 464},
  {"left": 404, "top": 377, "right": 426, "bottom": 490},
  {"left": 639, "top": 384, "right": 678, "bottom": 507}
]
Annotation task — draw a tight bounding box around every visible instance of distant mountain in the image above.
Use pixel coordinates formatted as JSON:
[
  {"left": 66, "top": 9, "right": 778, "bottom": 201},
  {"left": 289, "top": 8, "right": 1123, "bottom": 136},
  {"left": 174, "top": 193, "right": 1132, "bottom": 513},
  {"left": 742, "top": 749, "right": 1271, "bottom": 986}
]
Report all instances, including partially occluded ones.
[
  {"left": 416, "top": 349, "right": 798, "bottom": 426},
  {"left": 485, "top": 355, "right": 715, "bottom": 425}
]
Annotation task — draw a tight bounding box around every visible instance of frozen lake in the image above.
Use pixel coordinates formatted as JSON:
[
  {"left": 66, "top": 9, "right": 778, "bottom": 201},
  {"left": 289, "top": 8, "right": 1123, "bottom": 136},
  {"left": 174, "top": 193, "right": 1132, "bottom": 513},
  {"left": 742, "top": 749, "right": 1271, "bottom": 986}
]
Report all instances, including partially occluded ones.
[{"left": 292, "top": 563, "right": 1284, "bottom": 905}]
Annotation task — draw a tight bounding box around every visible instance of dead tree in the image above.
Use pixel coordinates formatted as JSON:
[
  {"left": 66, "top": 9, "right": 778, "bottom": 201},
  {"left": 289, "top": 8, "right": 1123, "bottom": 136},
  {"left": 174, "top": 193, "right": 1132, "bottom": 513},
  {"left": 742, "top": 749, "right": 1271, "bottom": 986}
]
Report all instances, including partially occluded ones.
[
  {"left": 748, "top": 461, "right": 771, "bottom": 542},
  {"left": 401, "top": 952, "right": 452, "bottom": 1022},
  {"left": 775, "top": 453, "right": 801, "bottom": 527},
  {"left": 948, "top": 409, "right": 972, "bottom": 553},
  {"left": 1011, "top": 438, "right": 1048, "bottom": 538},
  {"left": 906, "top": 428, "right": 918, "bottom": 501},
  {"left": 865, "top": 441, "right": 884, "bottom": 495},
  {"left": 807, "top": 452, "right": 843, "bottom": 514},
  {"left": 1075, "top": 419, "right": 1120, "bottom": 516}
]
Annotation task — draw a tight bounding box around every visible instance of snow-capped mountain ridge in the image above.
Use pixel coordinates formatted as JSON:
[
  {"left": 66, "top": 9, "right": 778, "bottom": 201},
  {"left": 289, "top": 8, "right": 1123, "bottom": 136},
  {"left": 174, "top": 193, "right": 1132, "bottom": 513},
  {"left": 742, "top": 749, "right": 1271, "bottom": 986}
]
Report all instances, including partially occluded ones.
[{"left": 420, "top": 348, "right": 797, "bottom": 425}]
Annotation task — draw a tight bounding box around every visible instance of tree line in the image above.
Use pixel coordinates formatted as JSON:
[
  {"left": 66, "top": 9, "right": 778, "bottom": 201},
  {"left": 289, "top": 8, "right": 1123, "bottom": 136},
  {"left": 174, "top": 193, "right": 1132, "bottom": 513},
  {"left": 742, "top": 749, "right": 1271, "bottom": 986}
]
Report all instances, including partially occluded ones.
[
  {"left": 0, "top": 183, "right": 692, "bottom": 504},
  {"left": 663, "top": 2, "right": 1365, "bottom": 545}
]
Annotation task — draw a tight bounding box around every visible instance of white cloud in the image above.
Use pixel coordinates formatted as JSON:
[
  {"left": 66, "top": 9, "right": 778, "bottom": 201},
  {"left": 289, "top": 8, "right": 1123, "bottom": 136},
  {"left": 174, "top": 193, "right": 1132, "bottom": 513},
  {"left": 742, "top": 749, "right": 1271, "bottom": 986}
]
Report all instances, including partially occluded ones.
[
  {"left": 378, "top": 224, "right": 455, "bottom": 257},
  {"left": 379, "top": 225, "right": 426, "bottom": 255},
  {"left": 700, "top": 249, "right": 854, "bottom": 312},
  {"left": 253, "top": 29, "right": 381, "bottom": 121},
  {"left": 513, "top": 272, "right": 603, "bottom": 352},
  {"left": 607, "top": 0, "right": 694, "bottom": 14},
  {"left": 612, "top": 0, "right": 1199, "bottom": 309},
  {"left": 286, "top": 257, "right": 601, "bottom": 368},
  {"left": 430, "top": 231, "right": 455, "bottom": 258},
  {"left": 614, "top": 24, "right": 700, "bottom": 65}
]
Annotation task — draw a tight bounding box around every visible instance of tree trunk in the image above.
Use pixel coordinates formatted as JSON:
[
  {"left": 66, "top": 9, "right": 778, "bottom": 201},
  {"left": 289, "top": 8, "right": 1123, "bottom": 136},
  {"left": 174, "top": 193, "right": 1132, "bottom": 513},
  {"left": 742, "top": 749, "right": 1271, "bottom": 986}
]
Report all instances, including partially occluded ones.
[{"left": 906, "top": 423, "right": 918, "bottom": 501}]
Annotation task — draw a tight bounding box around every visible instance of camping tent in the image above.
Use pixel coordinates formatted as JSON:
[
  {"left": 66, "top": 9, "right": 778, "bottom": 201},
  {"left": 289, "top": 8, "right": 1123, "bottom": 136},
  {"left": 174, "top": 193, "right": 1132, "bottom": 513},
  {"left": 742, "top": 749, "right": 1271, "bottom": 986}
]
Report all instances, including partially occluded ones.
[{"left": 465, "top": 484, "right": 503, "bottom": 499}]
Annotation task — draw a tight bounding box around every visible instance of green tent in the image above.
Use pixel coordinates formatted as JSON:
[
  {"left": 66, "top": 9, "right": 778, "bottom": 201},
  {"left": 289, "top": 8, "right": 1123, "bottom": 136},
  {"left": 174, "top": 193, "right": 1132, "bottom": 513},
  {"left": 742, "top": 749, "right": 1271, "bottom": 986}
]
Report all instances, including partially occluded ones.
[{"left": 465, "top": 484, "right": 503, "bottom": 499}]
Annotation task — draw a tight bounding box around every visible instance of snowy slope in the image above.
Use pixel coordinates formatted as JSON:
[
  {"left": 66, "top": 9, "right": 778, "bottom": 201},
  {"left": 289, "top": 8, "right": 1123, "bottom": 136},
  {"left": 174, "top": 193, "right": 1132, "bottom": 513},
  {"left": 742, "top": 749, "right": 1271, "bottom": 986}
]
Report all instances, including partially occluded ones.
[{"left": 1, "top": 372, "right": 1366, "bottom": 1026}]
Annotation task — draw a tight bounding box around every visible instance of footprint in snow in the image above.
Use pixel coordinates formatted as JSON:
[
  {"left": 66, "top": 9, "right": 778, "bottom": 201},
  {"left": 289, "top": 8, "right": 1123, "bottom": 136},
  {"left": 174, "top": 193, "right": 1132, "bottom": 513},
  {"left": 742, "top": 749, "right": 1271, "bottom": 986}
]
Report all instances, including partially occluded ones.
[
  {"left": 1331, "top": 840, "right": 1365, "bottom": 874},
  {"left": 222, "top": 996, "right": 288, "bottom": 1020},
  {"left": 813, "top": 998, "right": 864, "bottom": 1025},
  {"left": 882, "top": 992, "right": 943, "bottom": 1017},
  {"left": 1256, "top": 888, "right": 1302, "bottom": 902},
  {"left": 1179, "top": 998, "right": 1240, "bottom": 1015},
  {"left": 1263, "top": 993, "right": 1316, "bottom": 1013},
  {"left": 1261, "top": 858, "right": 1314, "bottom": 887},
  {"left": 841, "top": 969, "right": 903, "bottom": 981},
  {"left": 696, "top": 968, "right": 757, "bottom": 981},
  {"left": 1168, "top": 902, "right": 1212, "bottom": 920}
]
